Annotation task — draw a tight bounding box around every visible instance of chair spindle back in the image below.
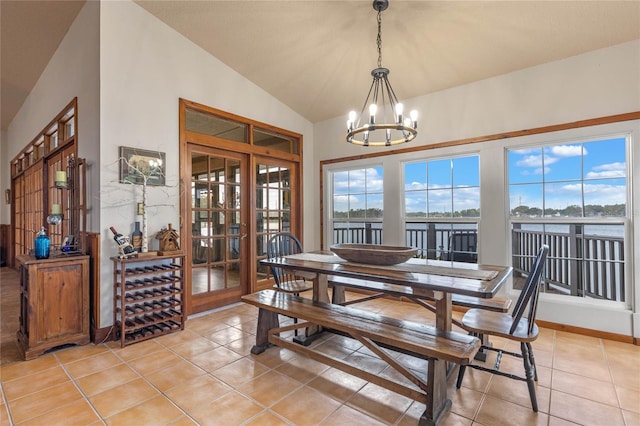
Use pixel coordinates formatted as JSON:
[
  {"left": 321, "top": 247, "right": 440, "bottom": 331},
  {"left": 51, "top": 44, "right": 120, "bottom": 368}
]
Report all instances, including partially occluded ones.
[{"left": 509, "top": 245, "right": 549, "bottom": 335}]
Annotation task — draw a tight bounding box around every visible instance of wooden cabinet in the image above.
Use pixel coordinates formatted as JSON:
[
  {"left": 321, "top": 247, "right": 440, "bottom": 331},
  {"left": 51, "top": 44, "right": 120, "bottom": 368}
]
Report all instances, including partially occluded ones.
[
  {"left": 16, "top": 254, "right": 90, "bottom": 360},
  {"left": 112, "top": 253, "right": 185, "bottom": 347}
]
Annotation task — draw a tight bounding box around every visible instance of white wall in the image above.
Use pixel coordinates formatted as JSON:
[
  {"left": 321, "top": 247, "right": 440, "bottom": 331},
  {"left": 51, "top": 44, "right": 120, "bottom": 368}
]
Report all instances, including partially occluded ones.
[
  {"left": 98, "top": 1, "right": 314, "bottom": 326},
  {"left": 314, "top": 40, "right": 640, "bottom": 337},
  {"left": 5, "top": 1, "right": 101, "bottom": 232}
]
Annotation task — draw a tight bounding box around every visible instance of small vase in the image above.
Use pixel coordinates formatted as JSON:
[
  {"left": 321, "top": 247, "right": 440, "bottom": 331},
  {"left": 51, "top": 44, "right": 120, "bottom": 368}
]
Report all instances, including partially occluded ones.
[{"left": 34, "top": 227, "right": 50, "bottom": 259}]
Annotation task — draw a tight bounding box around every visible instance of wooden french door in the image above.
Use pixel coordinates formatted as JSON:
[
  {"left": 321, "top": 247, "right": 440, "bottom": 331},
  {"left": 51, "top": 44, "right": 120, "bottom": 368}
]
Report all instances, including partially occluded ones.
[{"left": 186, "top": 144, "right": 250, "bottom": 313}]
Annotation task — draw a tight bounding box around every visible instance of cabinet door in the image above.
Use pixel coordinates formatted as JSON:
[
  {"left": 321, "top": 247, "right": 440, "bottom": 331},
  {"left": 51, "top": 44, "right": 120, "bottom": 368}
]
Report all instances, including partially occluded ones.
[{"left": 36, "top": 262, "right": 86, "bottom": 342}]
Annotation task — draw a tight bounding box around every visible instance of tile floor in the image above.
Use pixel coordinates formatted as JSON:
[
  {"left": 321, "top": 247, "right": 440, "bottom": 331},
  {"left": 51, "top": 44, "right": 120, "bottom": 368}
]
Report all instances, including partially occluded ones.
[{"left": 1, "top": 267, "right": 639, "bottom": 425}]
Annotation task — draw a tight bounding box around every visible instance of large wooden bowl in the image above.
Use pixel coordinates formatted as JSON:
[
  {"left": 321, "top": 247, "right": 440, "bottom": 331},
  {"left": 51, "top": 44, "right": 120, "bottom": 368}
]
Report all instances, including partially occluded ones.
[{"left": 329, "top": 244, "right": 418, "bottom": 265}]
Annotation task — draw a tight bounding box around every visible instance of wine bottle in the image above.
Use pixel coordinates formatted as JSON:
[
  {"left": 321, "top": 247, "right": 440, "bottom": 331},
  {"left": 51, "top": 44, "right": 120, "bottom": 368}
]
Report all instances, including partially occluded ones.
[
  {"left": 131, "top": 221, "right": 143, "bottom": 252},
  {"left": 110, "top": 226, "right": 135, "bottom": 255}
]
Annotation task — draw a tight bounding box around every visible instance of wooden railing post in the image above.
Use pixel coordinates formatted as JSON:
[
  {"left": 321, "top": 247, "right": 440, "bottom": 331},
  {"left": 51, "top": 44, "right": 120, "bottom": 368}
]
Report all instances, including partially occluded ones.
[
  {"left": 568, "top": 224, "right": 582, "bottom": 296},
  {"left": 427, "top": 223, "right": 436, "bottom": 259}
]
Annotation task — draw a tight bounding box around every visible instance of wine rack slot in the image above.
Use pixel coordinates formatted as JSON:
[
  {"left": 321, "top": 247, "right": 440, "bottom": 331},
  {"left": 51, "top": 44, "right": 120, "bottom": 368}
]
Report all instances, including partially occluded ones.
[{"left": 112, "top": 253, "right": 185, "bottom": 347}]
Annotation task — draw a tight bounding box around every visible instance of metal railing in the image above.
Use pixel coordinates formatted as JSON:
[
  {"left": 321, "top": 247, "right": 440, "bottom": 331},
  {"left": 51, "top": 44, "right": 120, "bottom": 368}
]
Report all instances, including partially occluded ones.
[{"left": 331, "top": 221, "right": 626, "bottom": 302}]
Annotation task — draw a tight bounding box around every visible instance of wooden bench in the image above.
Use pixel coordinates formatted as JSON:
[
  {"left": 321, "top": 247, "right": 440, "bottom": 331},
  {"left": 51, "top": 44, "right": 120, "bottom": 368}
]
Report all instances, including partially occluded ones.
[
  {"left": 242, "top": 289, "right": 481, "bottom": 425},
  {"left": 328, "top": 275, "right": 511, "bottom": 362}
]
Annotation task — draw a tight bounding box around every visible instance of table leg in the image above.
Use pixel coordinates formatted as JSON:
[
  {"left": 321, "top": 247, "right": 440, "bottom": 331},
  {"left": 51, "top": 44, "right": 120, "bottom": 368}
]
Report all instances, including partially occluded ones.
[
  {"left": 251, "top": 307, "right": 279, "bottom": 355},
  {"left": 293, "top": 274, "right": 331, "bottom": 346}
]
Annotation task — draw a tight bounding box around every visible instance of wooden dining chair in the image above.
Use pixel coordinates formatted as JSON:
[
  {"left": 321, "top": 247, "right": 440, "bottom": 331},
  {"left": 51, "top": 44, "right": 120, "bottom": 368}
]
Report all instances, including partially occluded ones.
[
  {"left": 456, "top": 244, "right": 549, "bottom": 412},
  {"left": 267, "top": 232, "right": 315, "bottom": 295}
]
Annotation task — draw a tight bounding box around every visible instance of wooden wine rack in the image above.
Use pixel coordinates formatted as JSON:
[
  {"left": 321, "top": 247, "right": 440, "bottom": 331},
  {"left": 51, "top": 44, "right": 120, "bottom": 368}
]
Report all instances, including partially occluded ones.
[{"left": 111, "top": 253, "right": 185, "bottom": 347}]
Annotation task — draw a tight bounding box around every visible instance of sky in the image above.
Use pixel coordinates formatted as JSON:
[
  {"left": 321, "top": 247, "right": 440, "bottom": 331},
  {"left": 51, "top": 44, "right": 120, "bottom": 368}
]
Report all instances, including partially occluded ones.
[{"left": 333, "top": 136, "right": 627, "bottom": 216}]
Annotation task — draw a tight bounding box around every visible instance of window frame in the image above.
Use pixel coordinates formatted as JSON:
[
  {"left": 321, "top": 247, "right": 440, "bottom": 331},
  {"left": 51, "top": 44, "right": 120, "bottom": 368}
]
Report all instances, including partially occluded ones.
[{"left": 506, "top": 130, "right": 632, "bottom": 309}]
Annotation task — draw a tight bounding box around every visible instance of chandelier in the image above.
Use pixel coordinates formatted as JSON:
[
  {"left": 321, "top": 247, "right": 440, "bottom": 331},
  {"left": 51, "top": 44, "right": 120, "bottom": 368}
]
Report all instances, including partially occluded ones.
[{"left": 346, "top": 0, "right": 418, "bottom": 147}]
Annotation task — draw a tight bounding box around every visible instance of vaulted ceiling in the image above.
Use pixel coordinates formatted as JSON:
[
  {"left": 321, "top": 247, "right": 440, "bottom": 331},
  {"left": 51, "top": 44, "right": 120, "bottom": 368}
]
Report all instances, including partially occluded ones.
[{"left": 2, "top": 1, "right": 639, "bottom": 131}]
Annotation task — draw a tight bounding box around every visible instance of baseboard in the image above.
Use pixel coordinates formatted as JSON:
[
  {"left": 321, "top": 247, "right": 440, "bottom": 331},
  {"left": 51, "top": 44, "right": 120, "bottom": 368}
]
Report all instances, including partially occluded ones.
[{"left": 535, "top": 319, "right": 635, "bottom": 345}]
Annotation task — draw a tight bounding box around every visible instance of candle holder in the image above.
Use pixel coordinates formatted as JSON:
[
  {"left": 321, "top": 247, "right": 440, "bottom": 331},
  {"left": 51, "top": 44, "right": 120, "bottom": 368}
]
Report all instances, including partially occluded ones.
[{"left": 55, "top": 170, "right": 68, "bottom": 188}]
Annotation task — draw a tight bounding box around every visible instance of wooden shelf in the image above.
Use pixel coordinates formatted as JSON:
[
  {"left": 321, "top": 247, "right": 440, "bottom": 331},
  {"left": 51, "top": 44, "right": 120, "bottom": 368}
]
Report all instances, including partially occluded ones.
[{"left": 112, "top": 253, "right": 185, "bottom": 347}]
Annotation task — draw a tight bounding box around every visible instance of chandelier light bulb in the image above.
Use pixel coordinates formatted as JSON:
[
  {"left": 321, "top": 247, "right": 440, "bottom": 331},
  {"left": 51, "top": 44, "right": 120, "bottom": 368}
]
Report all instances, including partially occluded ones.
[{"left": 410, "top": 110, "right": 418, "bottom": 122}]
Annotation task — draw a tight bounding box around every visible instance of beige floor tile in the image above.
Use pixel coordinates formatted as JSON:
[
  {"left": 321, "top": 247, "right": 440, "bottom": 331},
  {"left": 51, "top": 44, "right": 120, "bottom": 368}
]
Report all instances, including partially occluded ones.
[
  {"left": 190, "top": 390, "right": 264, "bottom": 426},
  {"left": 622, "top": 409, "right": 640, "bottom": 426},
  {"left": 476, "top": 394, "right": 548, "bottom": 426},
  {"left": 231, "top": 318, "right": 258, "bottom": 334},
  {"left": 204, "top": 326, "right": 250, "bottom": 346},
  {"left": 447, "top": 385, "right": 484, "bottom": 420},
  {"left": 75, "top": 363, "right": 139, "bottom": 396},
  {"left": 271, "top": 385, "right": 342, "bottom": 426},
  {"left": 64, "top": 351, "right": 123, "bottom": 379},
  {"left": 320, "top": 404, "right": 388, "bottom": 425},
  {"left": 553, "top": 354, "right": 612, "bottom": 382},
  {"left": 224, "top": 333, "right": 259, "bottom": 356},
  {"left": 616, "top": 385, "right": 640, "bottom": 413},
  {"left": 2, "top": 365, "right": 70, "bottom": 401},
  {"left": 8, "top": 381, "right": 84, "bottom": 424},
  {"left": 164, "top": 374, "right": 232, "bottom": 413},
  {"left": 54, "top": 343, "right": 110, "bottom": 364},
  {"left": 397, "top": 400, "right": 473, "bottom": 426},
  {"left": 168, "top": 415, "right": 199, "bottom": 426},
  {"left": 168, "top": 336, "right": 220, "bottom": 359},
  {"left": 274, "top": 352, "right": 330, "bottom": 384},
  {"left": 549, "top": 390, "right": 625, "bottom": 426},
  {"left": 0, "top": 401, "right": 10, "bottom": 426},
  {"left": 89, "top": 377, "right": 159, "bottom": 418},
  {"left": 548, "top": 415, "right": 583, "bottom": 426},
  {"left": 105, "top": 394, "right": 184, "bottom": 425},
  {"left": 211, "top": 357, "right": 270, "bottom": 387},
  {"left": 145, "top": 359, "right": 207, "bottom": 392},
  {"left": 16, "top": 398, "right": 101, "bottom": 426},
  {"left": 154, "top": 328, "right": 201, "bottom": 347},
  {"left": 237, "top": 370, "right": 302, "bottom": 407},
  {"left": 190, "top": 346, "right": 244, "bottom": 372},
  {"left": 0, "top": 354, "right": 59, "bottom": 382},
  {"left": 251, "top": 347, "right": 296, "bottom": 369},
  {"left": 487, "top": 374, "right": 551, "bottom": 413},
  {"left": 610, "top": 362, "right": 640, "bottom": 392},
  {"left": 307, "top": 367, "right": 368, "bottom": 403},
  {"left": 127, "top": 348, "right": 183, "bottom": 376},
  {"left": 111, "top": 339, "right": 164, "bottom": 361},
  {"left": 346, "top": 382, "right": 413, "bottom": 424},
  {"left": 552, "top": 369, "right": 619, "bottom": 407},
  {"left": 244, "top": 410, "right": 290, "bottom": 426},
  {"left": 184, "top": 317, "right": 230, "bottom": 335}
]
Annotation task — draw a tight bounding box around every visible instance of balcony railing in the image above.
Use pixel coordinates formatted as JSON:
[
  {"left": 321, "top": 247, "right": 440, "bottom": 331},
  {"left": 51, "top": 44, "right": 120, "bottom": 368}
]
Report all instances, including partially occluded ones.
[
  {"left": 331, "top": 221, "right": 625, "bottom": 302},
  {"left": 512, "top": 223, "right": 625, "bottom": 302}
]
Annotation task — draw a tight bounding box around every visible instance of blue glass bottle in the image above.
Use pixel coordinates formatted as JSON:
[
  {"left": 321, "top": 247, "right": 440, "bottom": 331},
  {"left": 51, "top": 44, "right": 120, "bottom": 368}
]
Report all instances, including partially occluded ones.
[{"left": 34, "top": 226, "right": 50, "bottom": 259}]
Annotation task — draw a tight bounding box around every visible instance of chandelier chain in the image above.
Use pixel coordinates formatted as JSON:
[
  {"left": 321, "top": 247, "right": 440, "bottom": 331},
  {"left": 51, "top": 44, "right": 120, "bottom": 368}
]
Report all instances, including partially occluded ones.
[{"left": 377, "top": 9, "right": 383, "bottom": 68}]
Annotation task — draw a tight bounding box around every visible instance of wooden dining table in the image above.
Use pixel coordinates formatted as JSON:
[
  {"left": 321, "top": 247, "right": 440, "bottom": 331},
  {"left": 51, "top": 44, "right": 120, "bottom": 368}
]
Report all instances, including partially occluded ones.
[{"left": 259, "top": 250, "right": 513, "bottom": 425}]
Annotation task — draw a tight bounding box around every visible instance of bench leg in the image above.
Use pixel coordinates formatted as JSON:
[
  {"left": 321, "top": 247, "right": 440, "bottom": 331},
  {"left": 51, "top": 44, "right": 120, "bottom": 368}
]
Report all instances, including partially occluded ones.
[
  {"left": 420, "top": 358, "right": 451, "bottom": 426},
  {"left": 474, "top": 334, "right": 491, "bottom": 361},
  {"left": 251, "top": 308, "right": 280, "bottom": 355}
]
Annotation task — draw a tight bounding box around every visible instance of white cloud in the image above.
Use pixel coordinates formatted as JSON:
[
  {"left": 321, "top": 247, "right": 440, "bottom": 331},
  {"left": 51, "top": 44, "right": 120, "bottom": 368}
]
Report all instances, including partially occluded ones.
[
  {"left": 548, "top": 145, "right": 584, "bottom": 157},
  {"left": 586, "top": 162, "right": 626, "bottom": 179}
]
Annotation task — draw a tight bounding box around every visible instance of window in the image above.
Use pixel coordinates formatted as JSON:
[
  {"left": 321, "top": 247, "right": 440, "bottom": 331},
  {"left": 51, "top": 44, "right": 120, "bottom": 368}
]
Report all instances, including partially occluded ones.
[
  {"left": 331, "top": 166, "right": 383, "bottom": 244},
  {"left": 403, "top": 155, "right": 480, "bottom": 261},
  {"left": 508, "top": 136, "right": 628, "bottom": 302}
]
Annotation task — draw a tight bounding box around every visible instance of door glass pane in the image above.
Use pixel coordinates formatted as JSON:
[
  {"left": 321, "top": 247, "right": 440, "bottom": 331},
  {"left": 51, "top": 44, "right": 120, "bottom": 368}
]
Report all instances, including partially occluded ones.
[
  {"left": 186, "top": 108, "right": 247, "bottom": 143},
  {"left": 253, "top": 128, "right": 298, "bottom": 154}
]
